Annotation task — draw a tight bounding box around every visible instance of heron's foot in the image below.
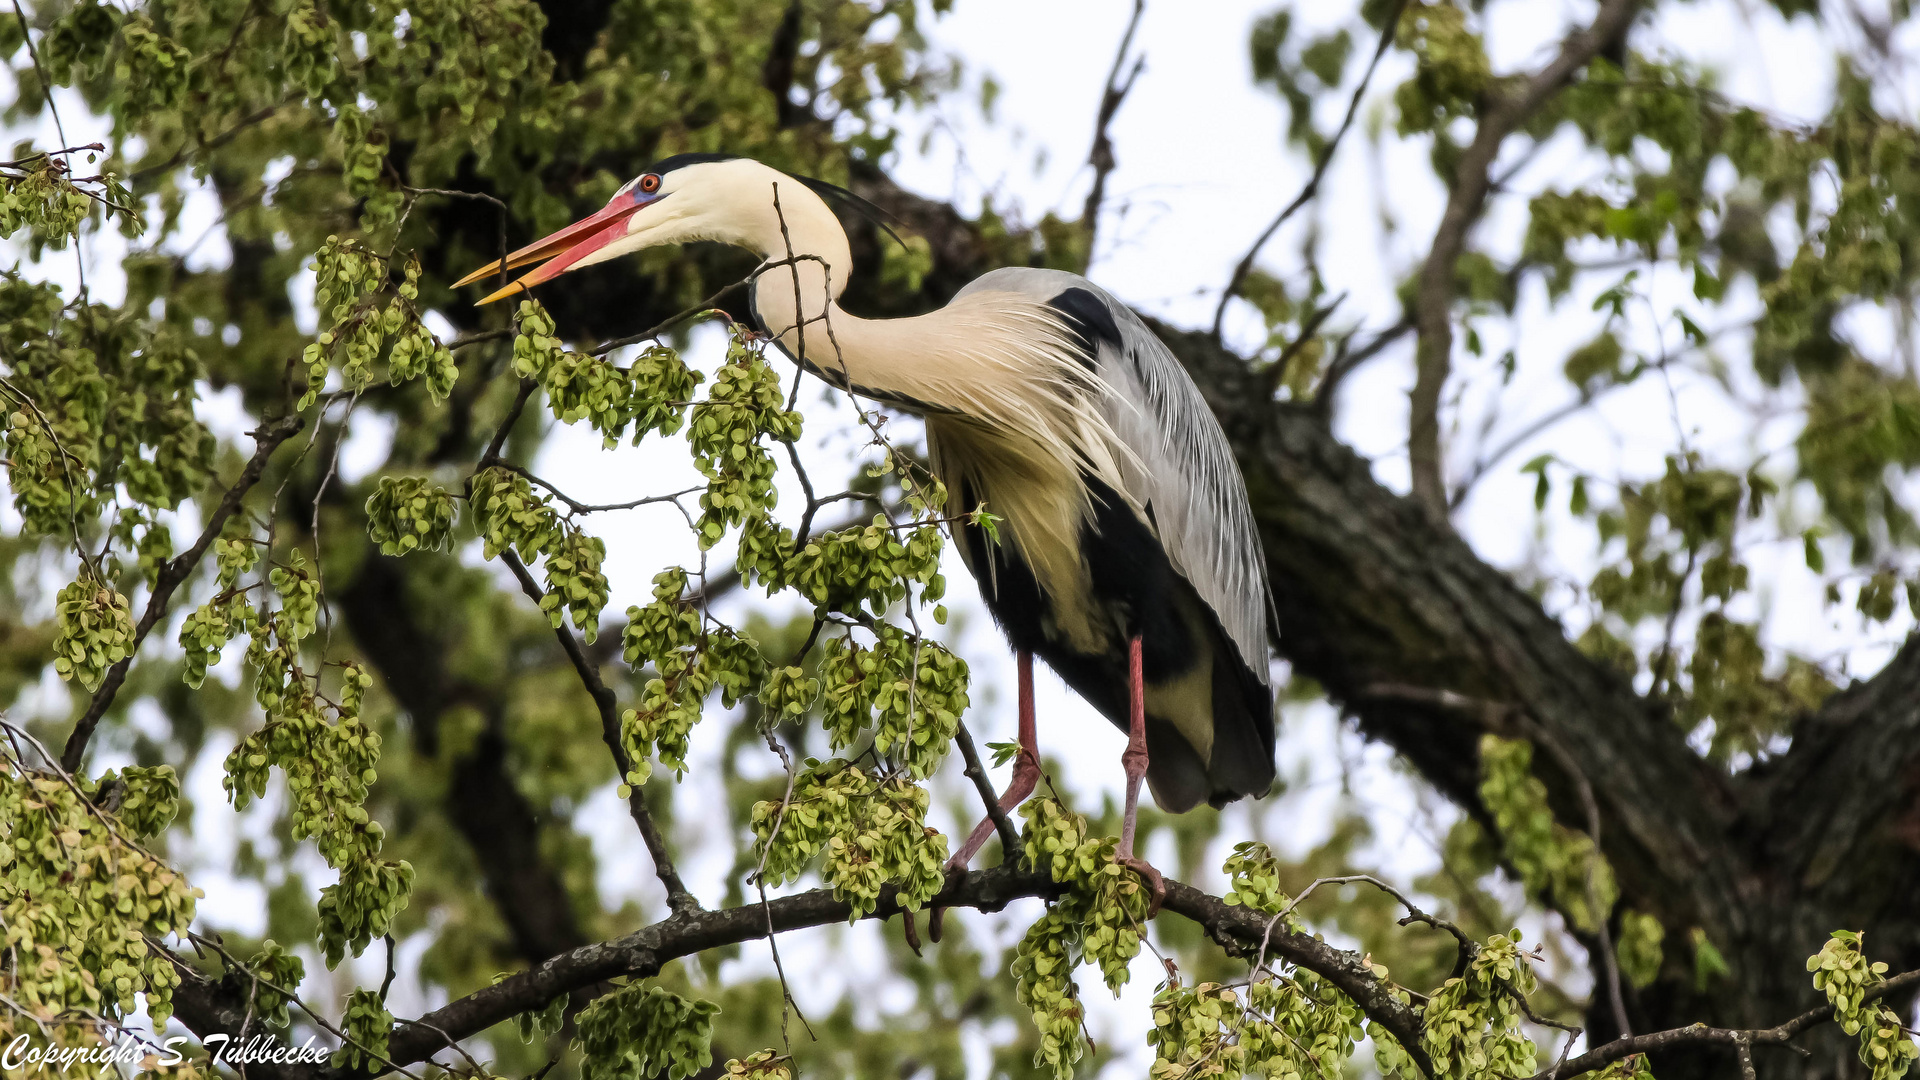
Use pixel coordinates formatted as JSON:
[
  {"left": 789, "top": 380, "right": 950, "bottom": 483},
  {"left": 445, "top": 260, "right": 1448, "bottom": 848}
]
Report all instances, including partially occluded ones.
[{"left": 1118, "top": 853, "right": 1166, "bottom": 918}]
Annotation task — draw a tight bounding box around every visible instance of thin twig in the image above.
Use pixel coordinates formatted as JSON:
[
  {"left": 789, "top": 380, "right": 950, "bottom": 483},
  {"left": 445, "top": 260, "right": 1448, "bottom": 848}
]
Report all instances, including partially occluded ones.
[
  {"left": 188, "top": 931, "right": 426, "bottom": 1080},
  {"left": 1522, "top": 721, "right": 1631, "bottom": 1040},
  {"left": 1358, "top": 682, "right": 1630, "bottom": 1035},
  {"left": 61, "top": 413, "right": 307, "bottom": 771},
  {"left": 1448, "top": 391, "right": 1598, "bottom": 509},
  {"left": 751, "top": 731, "right": 816, "bottom": 1048},
  {"left": 1313, "top": 317, "right": 1414, "bottom": 415},
  {"left": 1537, "top": 968, "right": 1920, "bottom": 1080},
  {"left": 496, "top": 549, "right": 699, "bottom": 913},
  {"left": 449, "top": 327, "right": 513, "bottom": 350},
  {"left": 1081, "top": 0, "right": 1148, "bottom": 251},
  {"left": 1260, "top": 295, "right": 1344, "bottom": 398},
  {"left": 951, "top": 720, "right": 1023, "bottom": 859},
  {"left": 586, "top": 254, "right": 827, "bottom": 357},
  {"left": 1248, "top": 874, "right": 1475, "bottom": 984},
  {"left": 1212, "top": 0, "right": 1408, "bottom": 338},
  {"left": 477, "top": 458, "right": 699, "bottom": 518},
  {"left": 12, "top": 1, "right": 69, "bottom": 149},
  {"left": 479, "top": 378, "right": 538, "bottom": 466},
  {"left": 0, "top": 141, "right": 104, "bottom": 168}
]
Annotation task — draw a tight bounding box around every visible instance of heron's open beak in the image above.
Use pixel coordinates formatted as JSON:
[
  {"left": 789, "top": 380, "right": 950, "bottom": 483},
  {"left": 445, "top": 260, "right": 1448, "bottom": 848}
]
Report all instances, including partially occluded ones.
[{"left": 455, "top": 190, "right": 660, "bottom": 305}]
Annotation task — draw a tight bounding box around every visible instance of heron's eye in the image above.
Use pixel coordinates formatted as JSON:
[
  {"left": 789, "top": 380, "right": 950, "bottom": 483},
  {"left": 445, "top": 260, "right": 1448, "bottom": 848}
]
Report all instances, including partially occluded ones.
[{"left": 638, "top": 174, "right": 661, "bottom": 194}]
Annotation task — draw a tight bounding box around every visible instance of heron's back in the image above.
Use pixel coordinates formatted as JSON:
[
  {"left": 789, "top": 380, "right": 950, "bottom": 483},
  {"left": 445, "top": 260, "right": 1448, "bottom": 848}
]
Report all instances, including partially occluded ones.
[{"left": 928, "top": 269, "right": 1277, "bottom": 811}]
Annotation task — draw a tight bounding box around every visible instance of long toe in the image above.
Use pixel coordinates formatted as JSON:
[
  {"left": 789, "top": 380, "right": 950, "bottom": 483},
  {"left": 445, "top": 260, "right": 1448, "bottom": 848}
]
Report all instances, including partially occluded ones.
[{"left": 1118, "top": 854, "right": 1166, "bottom": 918}]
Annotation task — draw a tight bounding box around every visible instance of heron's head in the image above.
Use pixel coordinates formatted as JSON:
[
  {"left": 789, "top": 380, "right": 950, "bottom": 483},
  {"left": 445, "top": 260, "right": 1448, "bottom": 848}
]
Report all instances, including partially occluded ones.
[{"left": 456, "top": 155, "right": 851, "bottom": 304}]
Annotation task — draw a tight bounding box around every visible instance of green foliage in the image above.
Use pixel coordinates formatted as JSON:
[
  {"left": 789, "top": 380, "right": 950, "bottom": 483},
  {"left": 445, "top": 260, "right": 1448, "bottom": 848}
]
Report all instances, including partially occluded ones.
[
  {"left": 816, "top": 625, "right": 967, "bottom": 778},
  {"left": 1590, "top": 1055, "right": 1657, "bottom": 1080},
  {"left": 242, "top": 939, "right": 307, "bottom": 1029},
  {"left": 91, "top": 764, "right": 179, "bottom": 839},
  {"left": 223, "top": 627, "right": 411, "bottom": 967},
  {"left": 1010, "top": 798, "right": 1152, "bottom": 1078},
  {"left": 721, "top": 1049, "right": 793, "bottom": 1079},
  {"left": 1221, "top": 840, "right": 1297, "bottom": 922},
  {"left": 10, "top": 0, "right": 1920, "bottom": 1074},
  {"left": 51, "top": 577, "right": 132, "bottom": 691},
  {"left": 750, "top": 760, "right": 947, "bottom": 920},
  {"left": 576, "top": 982, "right": 717, "bottom": 1080},
  {"left": 619, "top": 569, "right": 766, "bottom": 786},
  {"left": 1, "top": 0, "right": 992, "bottom": 1071},
  {"left": 1394, "top": 1, "right": 1493, "bottom": 136},
  {"left": 1809, "top": 932, "right": 1919, "bottom": 1080},
  {"left": 364, "top": 476, "right": 458, "bottom": 555},
  {"left": 1616, "top": 909, "right": 1666, "bottom": 989},
  {"left": 333, "top": 988, "right": 393, "bottom": 1071},
  {"left": 514, "top": 300, "right": 699, "bottom": 447},
  {"left": 1477, "top": 736, "right": 1616, "bottom": 932},
  {"left": 0, "top": 755, "right": 200, "bottom": 1030},
  {"left": 1147, "top": 841, "right": 1381, "bottom": 1080},
  {"left": 302, "top": 237, "right": 459, "bottom": 408},
  {"left": 1147, "top": 972, "right": 1370, "bottom": 1080},
  {"left": 689, "top": 338, "right": 804, "bottom": 547},
  {"left": 1423, "top": 930, "right": 1539, "bottom": 1079}
]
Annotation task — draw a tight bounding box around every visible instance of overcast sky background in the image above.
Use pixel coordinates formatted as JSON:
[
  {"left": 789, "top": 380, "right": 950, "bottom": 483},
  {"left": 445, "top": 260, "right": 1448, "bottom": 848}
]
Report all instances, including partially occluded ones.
[{"left": 8, "top": 0, "right": 1919, "bottom": 1073}]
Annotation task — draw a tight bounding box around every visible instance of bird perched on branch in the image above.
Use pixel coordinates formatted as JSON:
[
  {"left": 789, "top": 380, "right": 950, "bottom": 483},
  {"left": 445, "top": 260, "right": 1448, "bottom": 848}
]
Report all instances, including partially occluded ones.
[{"left": 456, "top": 154, "right": 1276, "bottom": 903}]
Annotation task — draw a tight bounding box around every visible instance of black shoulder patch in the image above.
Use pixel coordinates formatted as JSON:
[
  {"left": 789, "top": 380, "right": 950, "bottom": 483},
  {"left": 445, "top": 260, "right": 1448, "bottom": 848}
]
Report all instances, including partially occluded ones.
[
  {"left": 1047, "top": 287, "right": 1122, "bottom": 368},
  {"left": 646, "top": 152, "right": 738, "bottom": 176}
]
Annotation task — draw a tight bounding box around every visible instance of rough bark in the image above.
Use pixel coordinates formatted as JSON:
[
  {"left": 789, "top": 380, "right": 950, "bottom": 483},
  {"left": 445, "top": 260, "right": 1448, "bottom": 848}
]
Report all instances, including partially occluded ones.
[
  {"left": 1147, "top": 320, "right": 1920, "bottom": 1078},
  {"left": 167, "top": 864, "right": 1437, "bottom": 1080},
  {"left": 397, "top": 128, "right": 1920, "bottom": 1068},
  {"left": 153, "top": 5, "right": 1919, "bottom": 1074}
]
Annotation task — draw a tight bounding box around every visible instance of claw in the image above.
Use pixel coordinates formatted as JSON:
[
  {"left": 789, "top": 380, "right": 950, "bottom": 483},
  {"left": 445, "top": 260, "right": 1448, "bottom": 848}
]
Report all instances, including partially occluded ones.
[{"left": 1119, "top": 853, "right": 1166, "bottom": 918}]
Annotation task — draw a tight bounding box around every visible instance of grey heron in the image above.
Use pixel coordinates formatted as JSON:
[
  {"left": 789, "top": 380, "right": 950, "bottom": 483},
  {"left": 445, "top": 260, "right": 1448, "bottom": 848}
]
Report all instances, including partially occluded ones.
[{"left": 456, "top": 155, "right": 1277, "bottom": 900}]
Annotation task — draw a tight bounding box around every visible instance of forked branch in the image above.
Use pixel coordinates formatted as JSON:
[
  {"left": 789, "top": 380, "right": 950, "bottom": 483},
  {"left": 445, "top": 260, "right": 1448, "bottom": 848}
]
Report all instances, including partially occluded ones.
[{"left": 1406, "top": 0, "right": 1641, "bottom": 521}]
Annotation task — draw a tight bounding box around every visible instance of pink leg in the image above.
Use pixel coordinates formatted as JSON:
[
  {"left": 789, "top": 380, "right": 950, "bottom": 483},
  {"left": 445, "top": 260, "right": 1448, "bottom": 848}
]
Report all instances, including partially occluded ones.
[
  {"left": 948, "top": 650, "right": 1040, "bottom": 869},
  {"left": 930, "top": 652, "right": 1040, "bottom": 945},
  {"left": 1118, "top": 635, "right": 1165, "bottom": 914}
]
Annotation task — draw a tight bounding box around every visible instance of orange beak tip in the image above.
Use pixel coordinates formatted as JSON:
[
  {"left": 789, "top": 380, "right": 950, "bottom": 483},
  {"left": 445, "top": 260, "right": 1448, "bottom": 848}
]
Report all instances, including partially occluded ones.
[
  {"left": 452, "top": 263, "right": 497, "bottom": 289},
  {"left": 476, "top": 281, "right": 528, "bottom": 306}
]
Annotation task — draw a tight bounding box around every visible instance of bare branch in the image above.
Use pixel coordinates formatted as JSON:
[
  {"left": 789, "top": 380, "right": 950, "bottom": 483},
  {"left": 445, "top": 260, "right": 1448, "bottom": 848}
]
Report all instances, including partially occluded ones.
[
  {"left": 477, "top": 458, "right": 699, "bottom": 518},
  {"left": 951, "top": 719, "right": 1024, "bottom": 858},
  {"left": 1407, "top": 0, "right": 1641, "bottom": 520},
  {"left": 495, "top": 548, "right": 699, "bottom": 914},
  {"left": 1537, "top": 968, "right": 1920, "bottom": 1080},
  {"left": 1212, "top": 1, "right": 1408, "bottom": 338},
  {"left": 1081, "top": 0, "right": 1148, "bottom": 252},
  {"left": 1312, "top": 316, "right": 1414, "bottom": 416}
]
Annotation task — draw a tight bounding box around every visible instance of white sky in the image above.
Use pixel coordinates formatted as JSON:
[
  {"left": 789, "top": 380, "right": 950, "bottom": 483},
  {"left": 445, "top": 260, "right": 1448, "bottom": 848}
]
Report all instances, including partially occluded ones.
[{"left": 8, "top": 0, "right": 1919, "bottom": 1074}]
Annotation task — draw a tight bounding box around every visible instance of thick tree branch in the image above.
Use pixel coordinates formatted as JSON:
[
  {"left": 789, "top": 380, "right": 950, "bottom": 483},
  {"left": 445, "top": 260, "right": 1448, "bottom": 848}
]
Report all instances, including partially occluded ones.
[
  {"left": 276, "top": 865, "right": 1432, "bottom": 1080},
  {"left": 1406, "top": 0, "right": 1640, "bottom": 521},
  {"left": 61, "top": 412, "right": 307, "bottom": 772}
]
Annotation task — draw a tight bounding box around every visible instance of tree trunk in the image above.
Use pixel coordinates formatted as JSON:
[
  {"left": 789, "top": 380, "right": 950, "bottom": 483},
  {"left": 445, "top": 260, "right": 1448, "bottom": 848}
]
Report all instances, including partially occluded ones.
[{"left": 341, "top": 4, "right": 1920, "bottom": 1070}]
